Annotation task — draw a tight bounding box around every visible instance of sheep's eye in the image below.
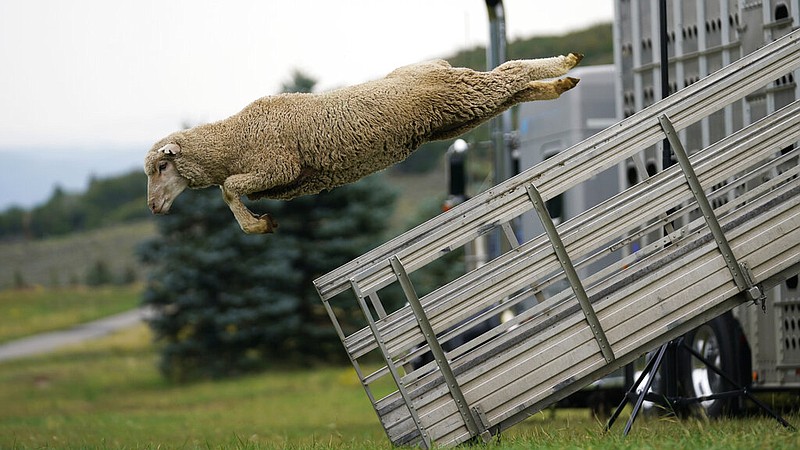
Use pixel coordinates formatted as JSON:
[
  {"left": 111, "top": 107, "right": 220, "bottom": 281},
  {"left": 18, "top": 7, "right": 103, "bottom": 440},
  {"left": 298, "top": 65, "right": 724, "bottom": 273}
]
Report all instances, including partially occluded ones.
[{"left": 158, "top": 161, "right": 168, "bottom": 172}]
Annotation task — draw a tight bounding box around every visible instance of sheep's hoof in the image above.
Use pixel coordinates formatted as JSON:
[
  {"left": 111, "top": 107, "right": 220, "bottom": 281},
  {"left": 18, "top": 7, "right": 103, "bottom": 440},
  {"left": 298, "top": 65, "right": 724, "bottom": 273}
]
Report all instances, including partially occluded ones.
[
  {"left": 566, "top": 53, "right": 584, "bottom": 68},
  {"left": 260, "top": 214, "right": 278, "bottom": 232},
  {"left": 243, "top": 214, "right": 278, "bottom": 234},
  {"left": 556, "top": 77, "right": 580, "bottom": 93}
]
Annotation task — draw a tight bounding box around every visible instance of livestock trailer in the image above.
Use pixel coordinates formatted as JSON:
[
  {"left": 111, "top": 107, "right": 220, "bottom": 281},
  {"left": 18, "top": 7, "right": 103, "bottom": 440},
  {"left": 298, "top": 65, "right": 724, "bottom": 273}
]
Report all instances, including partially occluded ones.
[{"left": 611, "top": 0, "right": 800, "bottom": 414}]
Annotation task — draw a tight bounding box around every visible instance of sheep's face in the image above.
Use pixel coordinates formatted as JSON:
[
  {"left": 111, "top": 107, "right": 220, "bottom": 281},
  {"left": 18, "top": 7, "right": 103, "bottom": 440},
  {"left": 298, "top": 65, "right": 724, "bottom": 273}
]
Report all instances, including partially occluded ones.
[{"left": 145, "top": 143, "right": 189, "bottom": 215}]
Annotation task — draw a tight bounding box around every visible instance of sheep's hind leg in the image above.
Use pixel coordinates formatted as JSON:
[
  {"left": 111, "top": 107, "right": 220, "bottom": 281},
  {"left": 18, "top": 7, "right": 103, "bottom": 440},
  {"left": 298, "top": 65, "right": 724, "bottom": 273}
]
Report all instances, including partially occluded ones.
[
  {"left": 494, "top": 53, "right": 583, "bottom": 82},
  {"left": 514, "top": 77, "right": 580, "bottom": 102},
  {"left": 428, "top": 77, "right": 580, "bottom": 142}
]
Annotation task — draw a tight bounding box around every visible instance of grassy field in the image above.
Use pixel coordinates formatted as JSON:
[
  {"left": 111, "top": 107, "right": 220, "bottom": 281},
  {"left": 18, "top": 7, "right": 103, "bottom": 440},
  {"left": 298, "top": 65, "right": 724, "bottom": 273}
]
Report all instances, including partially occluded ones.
[
  {"left": 0, "top": 285, "right": 142, "bottom": 344},
  {"left": 1, "top": 321, "right": 798, "bottom": 449},
  {"left": 0, "top": 325, "right": 392, "bottom": 449}
]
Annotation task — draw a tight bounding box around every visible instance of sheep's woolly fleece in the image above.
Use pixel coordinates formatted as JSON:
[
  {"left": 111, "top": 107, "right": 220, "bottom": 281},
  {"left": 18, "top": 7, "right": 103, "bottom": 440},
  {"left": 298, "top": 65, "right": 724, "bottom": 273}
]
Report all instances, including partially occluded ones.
[{"left": 145, "top": 53, "right": 583, "bottom": 234}]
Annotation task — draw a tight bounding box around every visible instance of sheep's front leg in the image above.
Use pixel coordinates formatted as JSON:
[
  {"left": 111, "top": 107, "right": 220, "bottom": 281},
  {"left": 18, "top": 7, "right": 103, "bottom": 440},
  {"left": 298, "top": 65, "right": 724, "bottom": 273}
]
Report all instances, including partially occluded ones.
[
  {"left": 221, "top": 182, "right": 278, "bottom": 234},
  {"left": 221, "top": 155, "right": 302, "bottom": 234},
  {"left": 221, "top": 170, "right": 290, "bottom": 234}
]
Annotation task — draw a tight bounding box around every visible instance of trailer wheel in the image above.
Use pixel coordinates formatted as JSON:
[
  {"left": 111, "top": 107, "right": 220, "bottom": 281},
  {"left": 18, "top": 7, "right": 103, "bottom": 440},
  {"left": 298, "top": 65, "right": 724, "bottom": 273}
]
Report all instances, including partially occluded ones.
[{"left": 679, "top": 313, "right": 748, "bottom": 417}]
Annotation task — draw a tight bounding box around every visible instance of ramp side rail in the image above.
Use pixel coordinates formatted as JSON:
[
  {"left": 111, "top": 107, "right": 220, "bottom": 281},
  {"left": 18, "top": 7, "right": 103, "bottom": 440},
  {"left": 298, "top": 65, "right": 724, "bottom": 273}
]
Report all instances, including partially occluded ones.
[{"left": 314, "top": 29, "right": 800, "bottom": 447}]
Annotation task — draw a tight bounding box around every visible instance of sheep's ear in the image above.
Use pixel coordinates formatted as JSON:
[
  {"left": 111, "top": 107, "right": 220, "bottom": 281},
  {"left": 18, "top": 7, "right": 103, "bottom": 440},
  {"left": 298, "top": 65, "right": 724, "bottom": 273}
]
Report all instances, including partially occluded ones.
[{"left": 158, "top": 143, "right": 181, "bottom": 156}]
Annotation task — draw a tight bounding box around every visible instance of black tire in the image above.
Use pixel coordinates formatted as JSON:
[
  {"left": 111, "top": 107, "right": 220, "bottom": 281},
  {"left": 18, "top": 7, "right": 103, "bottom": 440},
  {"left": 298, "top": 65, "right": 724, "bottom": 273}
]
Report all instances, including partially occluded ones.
[{"left": 678, "top": 312, "right": 750, "bottom": 417}]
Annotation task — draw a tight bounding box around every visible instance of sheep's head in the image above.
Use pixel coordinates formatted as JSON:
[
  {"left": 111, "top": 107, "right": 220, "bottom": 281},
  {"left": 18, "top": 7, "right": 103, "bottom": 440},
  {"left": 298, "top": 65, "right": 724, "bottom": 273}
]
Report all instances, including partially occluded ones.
[{"left": 145, "top": 143, "right": 190, "bottom": 215}]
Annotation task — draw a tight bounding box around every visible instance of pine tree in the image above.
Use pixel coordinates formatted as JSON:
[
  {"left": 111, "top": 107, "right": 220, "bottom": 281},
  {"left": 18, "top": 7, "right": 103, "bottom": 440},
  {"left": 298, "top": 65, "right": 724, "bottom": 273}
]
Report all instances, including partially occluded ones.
[
  {"left": 138, "top": 174, "right": 396, "bottom": 380},
  {"left": 85, "top": 258, "right": 113, "bottom": 286}
]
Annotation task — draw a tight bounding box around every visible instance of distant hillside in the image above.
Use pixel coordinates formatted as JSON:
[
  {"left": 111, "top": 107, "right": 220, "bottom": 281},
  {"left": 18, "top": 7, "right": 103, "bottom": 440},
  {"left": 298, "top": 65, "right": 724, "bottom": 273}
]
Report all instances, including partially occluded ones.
[
  {"left": 448, "top": 22, "right": 613, "bottom": 70},
  {"left": 0, "top": 220, "right": 155, "bottom": 289},
  {"left": 0, "top": 169, "right": 149, "bottom": 241},
  {"left": 0, "top": 169, "right": 443, "bottom": 290},
  {"left": 0, "top": 147, "right": 144, "bottom": 211}
]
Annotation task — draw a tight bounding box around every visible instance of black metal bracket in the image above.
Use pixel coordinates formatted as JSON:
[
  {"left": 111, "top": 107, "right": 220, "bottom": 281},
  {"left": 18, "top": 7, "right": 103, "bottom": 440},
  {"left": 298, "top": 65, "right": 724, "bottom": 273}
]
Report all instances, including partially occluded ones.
[{"left": 605, "top": 338, "right": 795, "bottom": 436}]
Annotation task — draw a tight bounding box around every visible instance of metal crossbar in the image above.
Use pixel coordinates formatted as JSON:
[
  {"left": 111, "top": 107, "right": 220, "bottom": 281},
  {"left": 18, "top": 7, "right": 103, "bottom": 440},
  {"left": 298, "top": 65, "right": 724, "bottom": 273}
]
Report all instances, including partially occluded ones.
[
  {"left": 526, "top": 183, "right": 615, "bottom": 364},
  {"left": 348, "top": 278, "right": 431, "bottom": 448},
  {"left": 659, "top": 114, "right": 766, "bottom": 306},
  {"left": 390, "top": 257, "right": 489, "bottom": 446}
]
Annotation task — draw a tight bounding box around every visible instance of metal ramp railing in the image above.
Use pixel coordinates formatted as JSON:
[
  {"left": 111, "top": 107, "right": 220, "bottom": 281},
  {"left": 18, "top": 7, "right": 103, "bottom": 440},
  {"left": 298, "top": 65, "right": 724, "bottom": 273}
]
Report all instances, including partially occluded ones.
[{"left": 314, "top": 29, "right": 800, "bottom": 448}]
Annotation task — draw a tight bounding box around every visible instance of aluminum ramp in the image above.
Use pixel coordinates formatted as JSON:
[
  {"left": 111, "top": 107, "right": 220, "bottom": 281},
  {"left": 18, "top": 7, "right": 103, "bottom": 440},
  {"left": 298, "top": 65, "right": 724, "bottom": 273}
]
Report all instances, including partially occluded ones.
[{"left": 314, "top": 29, "right": 800, "bottom": 448}]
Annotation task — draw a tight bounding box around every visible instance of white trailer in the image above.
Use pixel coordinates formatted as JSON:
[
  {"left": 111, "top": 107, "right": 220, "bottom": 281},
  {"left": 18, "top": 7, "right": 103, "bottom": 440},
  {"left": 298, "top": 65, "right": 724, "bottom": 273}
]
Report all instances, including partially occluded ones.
[
  {"left": 314, "top": 25, "right": 800, "bottom": 449},
  {"left": 613, "top": 0, "right": 800, "bottom": 415}
]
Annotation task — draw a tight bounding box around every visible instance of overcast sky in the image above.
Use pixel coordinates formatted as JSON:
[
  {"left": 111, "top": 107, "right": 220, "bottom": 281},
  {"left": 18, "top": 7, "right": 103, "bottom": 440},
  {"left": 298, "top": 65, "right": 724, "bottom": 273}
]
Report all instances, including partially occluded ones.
[{"left": 0, "top": 0, "right": 613, "bottom": 152}]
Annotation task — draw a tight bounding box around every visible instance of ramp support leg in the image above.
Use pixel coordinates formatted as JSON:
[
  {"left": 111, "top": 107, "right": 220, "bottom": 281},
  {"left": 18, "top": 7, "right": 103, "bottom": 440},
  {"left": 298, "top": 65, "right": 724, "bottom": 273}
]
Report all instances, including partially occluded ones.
[
  {"left": 605, "top": 342, "right": 670, "bottom": 436},
  {"left": 349, "top": 278, "right": 433, "bottom": 449},
  {"left": 526, "top": 184, "right": 616, "bottom": 364},
  {"left": 390, "top": 256, "right": 491, "bottom": 444},
  {"left": 606, "top": 337, "right": 795, "bottom": 436},
  {"left": 658, "top": 114, "right": 767, "bottom": 308},
  {"left": 679, "top": 337, "right": 795, "bottom": 430}
]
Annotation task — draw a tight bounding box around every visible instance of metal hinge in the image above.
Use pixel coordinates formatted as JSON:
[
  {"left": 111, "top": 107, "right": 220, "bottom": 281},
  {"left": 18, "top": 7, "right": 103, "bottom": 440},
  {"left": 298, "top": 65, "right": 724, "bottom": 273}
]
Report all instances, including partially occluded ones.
[
  {"left": 472, "top": 405, "right": 493, "bottom": 444},
  {"left": 740, "top": 261, "right": 767, "bottom": 313}
]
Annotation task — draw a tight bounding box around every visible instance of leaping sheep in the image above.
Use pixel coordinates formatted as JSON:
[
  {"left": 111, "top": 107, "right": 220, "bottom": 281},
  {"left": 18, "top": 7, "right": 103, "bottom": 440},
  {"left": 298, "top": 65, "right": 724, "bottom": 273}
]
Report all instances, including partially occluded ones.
[{"left": 145, "top": 53, "right": 583, "bottom": 234}]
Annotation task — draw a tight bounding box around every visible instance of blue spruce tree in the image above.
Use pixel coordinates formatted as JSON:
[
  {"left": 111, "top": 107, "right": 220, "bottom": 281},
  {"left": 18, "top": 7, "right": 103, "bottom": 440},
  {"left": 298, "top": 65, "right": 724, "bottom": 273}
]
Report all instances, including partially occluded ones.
[{"left": 139, "top": 174, "right": 396, "bottom": 380}]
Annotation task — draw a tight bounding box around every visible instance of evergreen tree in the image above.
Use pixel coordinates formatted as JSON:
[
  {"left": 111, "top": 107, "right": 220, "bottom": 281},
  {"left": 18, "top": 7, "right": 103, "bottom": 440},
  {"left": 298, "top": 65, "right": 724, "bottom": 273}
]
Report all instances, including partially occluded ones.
[
  {"left": 85, "top": 258, "right": 113, "bottom": 286},
  {"left": 139, "top": 176, "right": 396, "bottom": 380},
  {"left": 138, "top": 175, "right": 396, "bottom": 379},
  {"left": 280, "top": 69, "right": 317, "bottom": 94}
]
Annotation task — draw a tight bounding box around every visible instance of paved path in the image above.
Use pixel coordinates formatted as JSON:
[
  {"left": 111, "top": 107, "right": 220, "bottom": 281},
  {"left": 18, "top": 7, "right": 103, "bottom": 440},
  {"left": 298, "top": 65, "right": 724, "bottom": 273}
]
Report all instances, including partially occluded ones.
[{"left": 0, "top": 307, "right": 152, "bottom": 362}]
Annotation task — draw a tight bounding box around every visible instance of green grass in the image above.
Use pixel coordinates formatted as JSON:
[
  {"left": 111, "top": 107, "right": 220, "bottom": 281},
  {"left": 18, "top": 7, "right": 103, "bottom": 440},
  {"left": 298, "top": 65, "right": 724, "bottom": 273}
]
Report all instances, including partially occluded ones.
[
  {"left": 504, "top": 412, "right": 799, "bottom": 449},
  {"left": 0, "top": 325, "right": 390, "bottom": 449},
  {"left": 0, "top": 323, "right": 798, "bottom": 449},
  {"left": 0, "top": 285, "right": 142, "bottom": 343}
]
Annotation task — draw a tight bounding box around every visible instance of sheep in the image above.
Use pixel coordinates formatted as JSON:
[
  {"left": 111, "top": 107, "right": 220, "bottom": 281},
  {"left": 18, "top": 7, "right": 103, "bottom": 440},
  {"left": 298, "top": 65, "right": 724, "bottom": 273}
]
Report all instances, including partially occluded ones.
[{"left": 145, "top": 53, "right": 583, "bottom": 234}]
